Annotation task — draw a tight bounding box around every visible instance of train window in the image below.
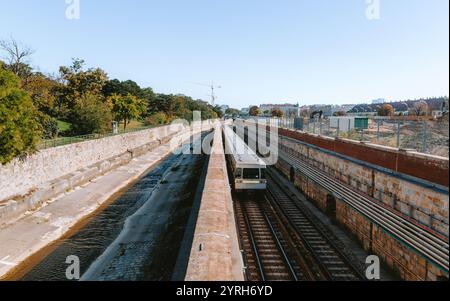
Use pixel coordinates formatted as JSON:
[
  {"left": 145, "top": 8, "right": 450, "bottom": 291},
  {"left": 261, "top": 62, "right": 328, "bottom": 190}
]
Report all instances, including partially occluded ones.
[
  {"left": 235, "top": 168, "right": 243, "bottom": 179},
  {"left": 243, "top": 168, "right": 260, "bottom": 180},
  {"left": 260, "top": 169, "right": 266, "bottom": 179}
]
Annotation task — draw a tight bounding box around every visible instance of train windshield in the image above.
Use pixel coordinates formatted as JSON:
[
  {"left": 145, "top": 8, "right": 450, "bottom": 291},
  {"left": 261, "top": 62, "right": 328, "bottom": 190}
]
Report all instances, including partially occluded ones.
[
  {"left": 243, "top": 168, "right": 260, "bottom": 180},
  {"left": 260, "top": 169, "right": 266, "bottom": 180}
]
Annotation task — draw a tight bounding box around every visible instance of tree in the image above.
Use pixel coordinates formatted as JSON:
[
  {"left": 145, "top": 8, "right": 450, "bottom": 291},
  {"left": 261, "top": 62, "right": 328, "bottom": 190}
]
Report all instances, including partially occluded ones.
[
  {"left": 377, "top": 104, "right": 395, "bottom": 117},
  {"left": 103, "top": 79, "right": 154, "bottom": 101},
  {"left": 271, "top": 108, "right": 284, "bottom": 118},
  {"left": 71, "top": 92, "right": 112, "bottom": 135},
  {"left": 249, "top": 106, "right": 261, "bottom": 116},
  {"left": 109, "top": 93, "right": 146, "bottom": 130},
  {"left": 145, "top": 112, "right": 169, "bottom": 126},
  {"left": 410, "top": 101, "right": 429, "bottom": 116},
  {"left": 23, "top": 72, "right": 59, "bottom": 116},
  {"left": 213, "top": 105, "right": 224, "bottom": 118},
  {"left": 58, "top": 58, "right": 108, "bottom": 109},
  {"left": 0, "top": 67, "right": 42, "bottom": 164},
  {"left": 334, "top": 111, "right": 347, "bottom": 116},
  {"left": 0, "top": 37, "right": 34, "bottom": 83},
  {"left": 225, "top": 108, "right": 240, "bottom": 117}
]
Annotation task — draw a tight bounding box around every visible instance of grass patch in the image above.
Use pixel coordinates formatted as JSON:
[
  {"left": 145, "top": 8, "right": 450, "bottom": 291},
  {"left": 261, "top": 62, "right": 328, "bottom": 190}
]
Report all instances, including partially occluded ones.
[{"left": 57, "top": 120, "right": 72, "bottom": 132}]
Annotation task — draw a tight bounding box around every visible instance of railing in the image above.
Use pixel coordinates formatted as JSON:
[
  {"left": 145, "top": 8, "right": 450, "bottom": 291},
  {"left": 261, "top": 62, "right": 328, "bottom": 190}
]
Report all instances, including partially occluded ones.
[
  {"left": 254, "top": 117, "right": 449, "bottom": 158},
  {"left": 38, "top": 124, "right": 163, "bottom": 150}
]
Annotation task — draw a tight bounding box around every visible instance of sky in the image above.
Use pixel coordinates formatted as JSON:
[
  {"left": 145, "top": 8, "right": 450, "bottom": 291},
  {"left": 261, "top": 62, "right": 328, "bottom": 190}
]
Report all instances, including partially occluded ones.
[{"left": 0, "top": 0, "right": 448, "bottom": 109}]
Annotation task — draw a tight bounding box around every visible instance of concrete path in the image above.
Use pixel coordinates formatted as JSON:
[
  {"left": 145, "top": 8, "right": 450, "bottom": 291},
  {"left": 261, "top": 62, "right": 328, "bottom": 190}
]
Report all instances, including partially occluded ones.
[{"left": 0, "top": 142, "right": 178, "bottom": 279}]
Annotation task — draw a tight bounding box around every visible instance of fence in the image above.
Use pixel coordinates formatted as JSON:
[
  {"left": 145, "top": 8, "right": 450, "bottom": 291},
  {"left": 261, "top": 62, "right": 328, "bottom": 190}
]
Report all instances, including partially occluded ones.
[
  {"left": 38, "top": 124, "right": 162, "bottom": 150},
  {"left": 257, "top": 117, "right": 449, "bottom": 158}
]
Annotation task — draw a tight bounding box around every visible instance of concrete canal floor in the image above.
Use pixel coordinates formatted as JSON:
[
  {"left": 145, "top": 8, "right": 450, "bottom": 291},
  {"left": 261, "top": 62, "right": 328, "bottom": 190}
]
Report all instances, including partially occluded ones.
[{"left": 17, "top": 139, "right": 208, "bottom": 281}]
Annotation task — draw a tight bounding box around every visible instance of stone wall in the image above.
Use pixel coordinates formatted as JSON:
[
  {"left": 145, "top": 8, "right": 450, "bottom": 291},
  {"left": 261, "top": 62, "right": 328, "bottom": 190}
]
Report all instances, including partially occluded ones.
[
  {"left": 275, "top": 134, "right": 449, "bottom": 281},
  {"left": 0, "top": 122, "right": 211, "bottom": 226},
  {"left": 278, "top": 135, "right": 449, "bottom": 236}
]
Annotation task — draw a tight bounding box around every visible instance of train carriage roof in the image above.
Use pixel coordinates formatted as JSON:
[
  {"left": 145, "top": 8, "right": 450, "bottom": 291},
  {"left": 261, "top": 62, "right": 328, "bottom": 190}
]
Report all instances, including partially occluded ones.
[{"left": 223, "top": 126, "right": 266, "bottom": 167}]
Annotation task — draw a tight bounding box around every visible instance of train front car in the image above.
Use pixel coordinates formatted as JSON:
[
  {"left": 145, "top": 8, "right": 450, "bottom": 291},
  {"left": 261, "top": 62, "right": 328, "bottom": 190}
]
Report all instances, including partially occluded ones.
[{"left": 223, "top": 125, "right": 267, "bottom": 191}]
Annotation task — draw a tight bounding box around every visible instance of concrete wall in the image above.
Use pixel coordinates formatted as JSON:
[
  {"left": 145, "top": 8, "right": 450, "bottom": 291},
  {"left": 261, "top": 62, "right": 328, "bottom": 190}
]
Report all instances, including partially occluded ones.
[
  {"left": 0, "top": 122, "right": 211, "bottom": 226},
  {"left": 185, "top": 124, "right": 244, "bottom": 281}
]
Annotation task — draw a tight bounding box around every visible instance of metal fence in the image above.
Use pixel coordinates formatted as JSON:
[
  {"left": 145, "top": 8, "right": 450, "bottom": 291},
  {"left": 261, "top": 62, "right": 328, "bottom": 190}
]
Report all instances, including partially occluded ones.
[
  {"left": 258, "top": 117, "right": 449, "bottom": 158},
  {"left": 38, "top": 124, "right": 162, "bottom": 150}
]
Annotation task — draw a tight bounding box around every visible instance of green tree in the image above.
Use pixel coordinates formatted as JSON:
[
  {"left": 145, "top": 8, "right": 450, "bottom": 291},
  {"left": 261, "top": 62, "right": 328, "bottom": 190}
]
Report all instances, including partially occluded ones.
[
  {"left": 103, "top": 79, "right": 154, "bottom": 100},
  {"left": 0, "top": 66, "right": 42, "bottom": 164},
  {"left": 58, "top": 58, "right": 108, "bottom": 109},
  {"left": 213, "top": 105, "right": 224, "bottom": 118},
  {"left": 225, "top": 108, "right": 240, "bottom": 117},
  {"left": 71, "top": 92, "right": 112, "bottom": 135},
  {"left": 109, "top": 93, "right": 146, "bottom": 130}
]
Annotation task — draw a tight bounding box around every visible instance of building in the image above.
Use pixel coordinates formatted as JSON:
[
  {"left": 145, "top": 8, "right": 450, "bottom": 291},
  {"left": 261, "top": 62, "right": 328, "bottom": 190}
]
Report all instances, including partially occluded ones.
[
  {"left": 372, "top": 98, "right": 386, "bottom": 104},
  {"left": 300, "top": 104, "right": 335, "bottom": 118},
  {"left": 259, "top": 103, "right": 300, "bottom": 117}
]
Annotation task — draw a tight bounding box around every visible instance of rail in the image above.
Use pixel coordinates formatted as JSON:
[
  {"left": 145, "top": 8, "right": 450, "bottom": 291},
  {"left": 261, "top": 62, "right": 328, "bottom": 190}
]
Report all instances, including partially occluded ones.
[
  {"left": 266, "top": 170, "right": 364, "bottom": 281},
  {"left": 279, "top": 149, "right": 449, "bottom": 272}
]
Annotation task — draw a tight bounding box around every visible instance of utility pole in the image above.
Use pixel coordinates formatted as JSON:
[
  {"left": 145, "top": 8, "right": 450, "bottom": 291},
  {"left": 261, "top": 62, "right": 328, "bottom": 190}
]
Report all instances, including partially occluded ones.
[{"left": 192, "top": 81, "right": 222, "bottom": 106}]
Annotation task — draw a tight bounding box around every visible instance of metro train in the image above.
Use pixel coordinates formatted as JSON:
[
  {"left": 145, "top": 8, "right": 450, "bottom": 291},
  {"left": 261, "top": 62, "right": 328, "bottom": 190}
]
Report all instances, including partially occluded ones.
[{"left": 223, "top": 125, "right": 267, "bottom": 191}]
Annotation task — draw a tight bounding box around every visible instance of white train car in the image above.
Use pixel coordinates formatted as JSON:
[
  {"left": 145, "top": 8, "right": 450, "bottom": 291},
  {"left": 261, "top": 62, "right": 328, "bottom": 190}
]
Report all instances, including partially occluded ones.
[{"left": 223, "top": 125, "right": 267, "bottom": 191}]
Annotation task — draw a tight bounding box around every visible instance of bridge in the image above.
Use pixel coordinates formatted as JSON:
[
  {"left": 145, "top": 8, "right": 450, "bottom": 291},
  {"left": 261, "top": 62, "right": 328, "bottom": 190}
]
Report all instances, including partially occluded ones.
[{"left": 0, "top": 119, "right": 448, "bottom": 281}]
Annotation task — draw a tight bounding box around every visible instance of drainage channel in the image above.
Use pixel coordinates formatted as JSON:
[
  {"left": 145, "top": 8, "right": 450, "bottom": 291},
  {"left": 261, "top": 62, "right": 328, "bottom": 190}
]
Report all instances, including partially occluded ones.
[{"left": 19, "top": 134, "right": 210, "bottom": 281}]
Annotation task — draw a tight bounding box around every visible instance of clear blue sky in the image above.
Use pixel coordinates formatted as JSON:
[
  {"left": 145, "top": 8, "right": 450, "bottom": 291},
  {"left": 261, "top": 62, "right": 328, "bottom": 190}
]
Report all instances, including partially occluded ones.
[{"left": 0, "top": 0, "right": 448, "bottom": 108}]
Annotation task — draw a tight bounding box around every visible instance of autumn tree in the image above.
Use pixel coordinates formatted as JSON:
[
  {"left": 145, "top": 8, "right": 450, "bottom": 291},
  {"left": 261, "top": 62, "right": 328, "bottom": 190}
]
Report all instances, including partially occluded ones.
[
  {"left": 271, "top": 108, "right": 284, "bottom": 118},
  {"left": 334, "top": 111, "right": 347, "bottom": 116},
  {"left": 249, "top": 106, "right": 261, "bottom": 116},
  {"left": 410, "top": 101, "right": 429, "bottom": 116},
  {"left": 377, "top": 104, "right": 395, "bottom": 116},
  {"left": 0, "top": 66, "right": 42, "bottom": 164}
]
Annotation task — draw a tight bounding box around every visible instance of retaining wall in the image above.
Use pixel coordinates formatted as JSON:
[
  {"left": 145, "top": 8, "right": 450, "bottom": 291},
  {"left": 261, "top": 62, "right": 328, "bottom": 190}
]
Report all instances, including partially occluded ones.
[
  {"left": 0, "top": 122, "right": 210, "bottom": 226},
  {"left": 273, "top": 129, "right": 449, "bottom": 281}
]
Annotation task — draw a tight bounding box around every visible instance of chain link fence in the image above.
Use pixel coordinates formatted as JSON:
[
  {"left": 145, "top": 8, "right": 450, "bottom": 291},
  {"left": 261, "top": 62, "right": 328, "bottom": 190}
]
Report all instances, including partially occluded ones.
[{"left": 258, "top": 117, "right": 449, "bottom": 158}]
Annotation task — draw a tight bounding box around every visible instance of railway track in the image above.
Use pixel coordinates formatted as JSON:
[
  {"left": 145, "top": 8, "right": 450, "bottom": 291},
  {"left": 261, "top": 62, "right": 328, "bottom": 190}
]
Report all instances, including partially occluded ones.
[
  {"left": 235, "top": 180, "right": 364, "bottom": 281},
  {"left": 241, "top": 127, "right": 448, "bottom": 276},
  {"left": 278, "top": 146, "right": 449, "bottom": 273},
  {"left": 235, "top": 197, "right": 300, "bottom": 281},
  {"left": 265, "top": 169, "right": 364, "bottom": 281}
]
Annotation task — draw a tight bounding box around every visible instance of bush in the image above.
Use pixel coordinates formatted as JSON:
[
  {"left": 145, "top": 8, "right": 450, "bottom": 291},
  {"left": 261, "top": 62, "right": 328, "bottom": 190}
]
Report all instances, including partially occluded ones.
[
  {"left": 0, "top": 68, "right": 42, "bottom": 164},
  {"left": 145, "top": 112, "right": 169, "bottom": 126}
]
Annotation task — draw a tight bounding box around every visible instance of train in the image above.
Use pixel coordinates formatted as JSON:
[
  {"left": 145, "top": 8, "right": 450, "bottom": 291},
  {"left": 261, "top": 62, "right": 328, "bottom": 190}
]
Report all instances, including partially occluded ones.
[{"left": 223, "top": 125, "right": 267, "bottom": 191}]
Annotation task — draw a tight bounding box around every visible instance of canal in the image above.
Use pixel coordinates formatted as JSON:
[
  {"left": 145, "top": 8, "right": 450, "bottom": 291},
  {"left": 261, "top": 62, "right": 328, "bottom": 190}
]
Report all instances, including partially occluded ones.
[{"left": 19, "top": 135, "right": 209, "bottom": 281}]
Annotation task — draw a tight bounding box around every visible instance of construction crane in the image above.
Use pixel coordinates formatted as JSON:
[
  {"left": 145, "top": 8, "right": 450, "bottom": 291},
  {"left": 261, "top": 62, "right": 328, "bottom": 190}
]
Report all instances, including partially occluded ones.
[{"left": 191, "top": 81, "right": 222, "bottom": 106}]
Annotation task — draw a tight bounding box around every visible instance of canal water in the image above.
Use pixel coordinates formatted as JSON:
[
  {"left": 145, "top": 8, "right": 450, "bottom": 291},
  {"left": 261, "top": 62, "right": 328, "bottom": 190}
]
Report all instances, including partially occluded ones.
[{"left": 20, "top": 138, "right": 208, "bottom": 281}]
